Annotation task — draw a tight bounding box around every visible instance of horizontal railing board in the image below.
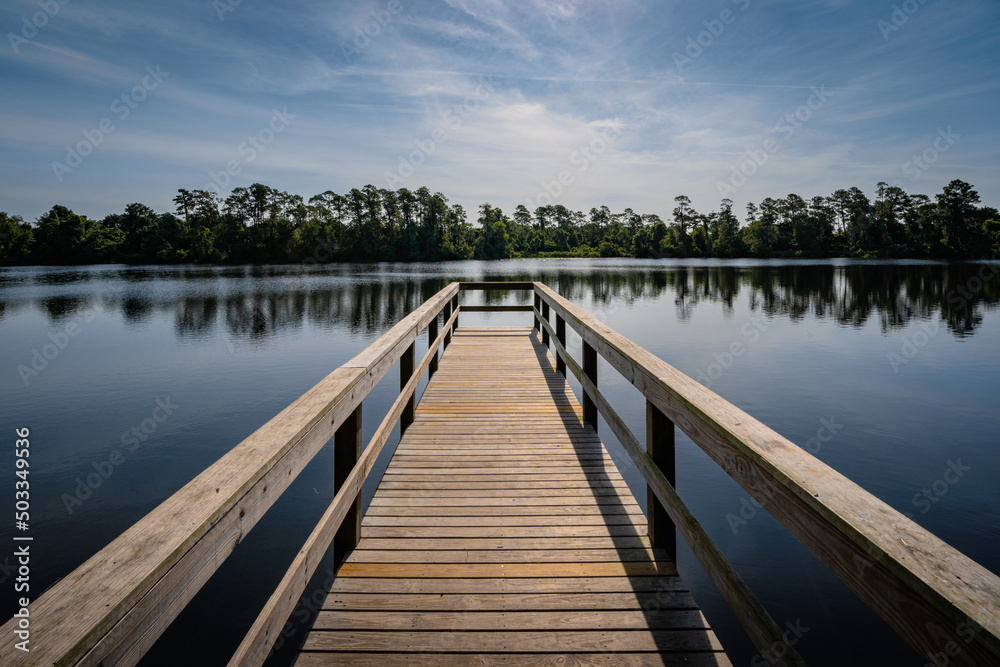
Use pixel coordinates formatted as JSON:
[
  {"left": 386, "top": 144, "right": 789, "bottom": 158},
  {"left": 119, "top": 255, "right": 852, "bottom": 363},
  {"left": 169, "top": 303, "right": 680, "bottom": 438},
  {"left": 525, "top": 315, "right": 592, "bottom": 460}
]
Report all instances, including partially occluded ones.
[
  {"left": 457, "top": 282, "right": 535, "bottom": 291},
  {"left": 459, "top": 305, "right": 534, "bottom": 312}
]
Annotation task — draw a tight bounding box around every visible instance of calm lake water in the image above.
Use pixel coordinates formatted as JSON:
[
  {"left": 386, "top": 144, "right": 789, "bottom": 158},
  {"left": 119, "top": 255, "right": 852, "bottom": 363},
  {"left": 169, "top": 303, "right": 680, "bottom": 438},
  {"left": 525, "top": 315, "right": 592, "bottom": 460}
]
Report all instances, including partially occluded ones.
[{"left": 1, "top": 259, "right": 998, "bottom": 666}]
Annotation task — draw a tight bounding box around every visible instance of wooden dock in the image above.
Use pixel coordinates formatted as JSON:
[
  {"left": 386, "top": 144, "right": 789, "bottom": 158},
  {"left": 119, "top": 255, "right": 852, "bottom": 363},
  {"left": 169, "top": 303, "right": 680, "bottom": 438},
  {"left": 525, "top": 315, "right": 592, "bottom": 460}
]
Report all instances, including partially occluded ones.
[
  {"left": 5, "top": 282, "right": 998, "bottom": 667},
  {"left": 296, "top": 327, "right": 729, "bottom": 665}
]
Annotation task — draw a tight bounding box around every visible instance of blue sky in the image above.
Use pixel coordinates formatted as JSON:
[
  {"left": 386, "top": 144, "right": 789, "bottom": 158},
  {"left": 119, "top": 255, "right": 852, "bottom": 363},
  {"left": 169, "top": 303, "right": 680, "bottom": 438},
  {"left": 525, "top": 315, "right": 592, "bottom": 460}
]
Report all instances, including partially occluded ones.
[{"left": 1, "top": 0, "right": 998, "bottom": 223}]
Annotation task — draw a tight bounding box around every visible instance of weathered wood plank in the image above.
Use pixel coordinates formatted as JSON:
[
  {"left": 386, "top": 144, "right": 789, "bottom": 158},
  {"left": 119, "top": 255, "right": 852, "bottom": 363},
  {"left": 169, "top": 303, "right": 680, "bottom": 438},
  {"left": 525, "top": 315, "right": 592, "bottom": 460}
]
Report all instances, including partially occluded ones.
[
  {"left": 376, "top": 480, "right": 631, "bottom": 490},
  {"left": 363, "top": 506, "right": 644, "bottom": 517},
  {"left": 368, "top": 495, "right": 637, "bottom": 507},
  {"left": 311, "top": 609, "right": 711, "bottom": 631},
  {"left": 361, "top": 525, "right": 647, "bottom": 539},
  {"left": 301, "top": 629, "right": 724, "bottom": 653},
  {"left": 456, "top": 281, "right": 536, "bottom": 291},
  {"left": 459, "top": 305, "right": 534, "bottom": 312},
  {"left": 374, "top": 487, "right": 632, "bottom": 497},
  {"left": 361, "top": 514, "right": 647, "bottom": 527},
  {"left": 295, "top": 653, "right": 731, "bottom": 666},
  {"left": 345, "top": 548, "right": 668, "bottom": 564},
  {"left": 321, "top": 591, "right": 698, "bottom": 612},
  {"left": 355, "top": 536, "right": 652, "bottom": 550},
  {"left": 326, "top": 576, "right": 687, "bottom": 594},
  {"left": 335, "top": 561, "right": 677, "bottom": 578}
]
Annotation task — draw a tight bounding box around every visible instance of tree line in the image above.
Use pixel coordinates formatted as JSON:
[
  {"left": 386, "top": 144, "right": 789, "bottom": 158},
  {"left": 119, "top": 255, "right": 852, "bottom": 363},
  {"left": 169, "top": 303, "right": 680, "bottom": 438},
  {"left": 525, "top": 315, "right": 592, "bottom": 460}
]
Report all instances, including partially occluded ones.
[{"left": 1, "top": 180, "right": 997, "bottom": 265}]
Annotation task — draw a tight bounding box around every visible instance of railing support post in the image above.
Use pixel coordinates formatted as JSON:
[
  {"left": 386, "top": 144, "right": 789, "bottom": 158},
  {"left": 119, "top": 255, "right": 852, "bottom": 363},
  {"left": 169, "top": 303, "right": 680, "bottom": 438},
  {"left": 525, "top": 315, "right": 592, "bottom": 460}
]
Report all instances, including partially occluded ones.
[
  {"left": 443, "top": 301, "right": 453, "bottom": 348},
  {"left": 401, "top": 342, "right": 415, "bottom": 432},
  {"left": 556, "top": 315, "right": 566, "bottom": 376},
  {"left": 647, "top": 401, "right": 676, "bottom": 563},
  {"left": 582, "top": 341, "right": 597, "bottom": 431},
  {"left": 452, "top": 294, "right": 459, "bottom": 330},
  {"left": 533, "top": 293, "right": 541, "bottom": 331},
  {"left": 333, "top": 404, "right": 362, "bottom": 566},
  {"left": 541, "top": 302, "right": 550, "bottom": 347},
  {"left": 428, "top": 316, "right": 439, "bottom": 377}
]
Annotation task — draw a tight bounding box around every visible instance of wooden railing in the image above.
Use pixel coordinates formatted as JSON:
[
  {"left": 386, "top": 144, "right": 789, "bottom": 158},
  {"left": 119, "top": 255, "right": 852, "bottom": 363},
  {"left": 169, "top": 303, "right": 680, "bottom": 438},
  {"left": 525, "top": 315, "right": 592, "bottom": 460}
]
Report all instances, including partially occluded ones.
[
  {"left": 4, "top": 281, "right": 998, "bottom": 667},
  {"left": 529, "top": 282, "right": 1000, "bottom": 667},
  {"left": 0, "top": 284, "right": 463, "bottom": 667}
]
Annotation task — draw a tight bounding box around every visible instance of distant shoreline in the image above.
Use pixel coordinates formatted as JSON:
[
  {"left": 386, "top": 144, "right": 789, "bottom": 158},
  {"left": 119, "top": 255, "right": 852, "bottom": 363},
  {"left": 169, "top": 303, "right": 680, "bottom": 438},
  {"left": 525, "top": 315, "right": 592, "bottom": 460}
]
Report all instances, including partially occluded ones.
[{"left": 3, "top": 179, "right": 997, "bottom": 266}]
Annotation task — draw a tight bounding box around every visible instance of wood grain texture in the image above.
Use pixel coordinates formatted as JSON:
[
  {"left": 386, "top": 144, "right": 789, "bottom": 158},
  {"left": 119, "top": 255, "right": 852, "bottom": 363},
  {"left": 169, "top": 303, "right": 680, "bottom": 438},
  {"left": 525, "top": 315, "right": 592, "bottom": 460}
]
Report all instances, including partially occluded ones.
[
  {"left": 321, "top": 591, "right": 699, "bottom": 611},
  {"left": 295, "top": 653, "right": 730, "bottom": 666},
  {"left": 295, "top": 327, "right": 730, "bottom": 666}
]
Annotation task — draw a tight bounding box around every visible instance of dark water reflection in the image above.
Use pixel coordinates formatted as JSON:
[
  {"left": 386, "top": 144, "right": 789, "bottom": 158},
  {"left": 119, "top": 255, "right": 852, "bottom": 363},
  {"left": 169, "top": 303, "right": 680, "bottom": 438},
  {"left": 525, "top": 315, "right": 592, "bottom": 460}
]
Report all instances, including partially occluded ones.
[
  {"left": 5, "top": 261, "right": 997, "bottom": 338},
  {"left": 0, "top": 259, "right": 997, "bottom": 667}
]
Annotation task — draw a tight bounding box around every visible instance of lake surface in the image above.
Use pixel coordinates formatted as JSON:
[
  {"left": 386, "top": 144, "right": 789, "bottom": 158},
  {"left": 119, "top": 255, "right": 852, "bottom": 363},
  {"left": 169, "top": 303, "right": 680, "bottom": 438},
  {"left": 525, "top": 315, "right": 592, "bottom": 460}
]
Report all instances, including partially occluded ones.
[{"left": 1, "top": 259, "right": 998, "bottom": 666}]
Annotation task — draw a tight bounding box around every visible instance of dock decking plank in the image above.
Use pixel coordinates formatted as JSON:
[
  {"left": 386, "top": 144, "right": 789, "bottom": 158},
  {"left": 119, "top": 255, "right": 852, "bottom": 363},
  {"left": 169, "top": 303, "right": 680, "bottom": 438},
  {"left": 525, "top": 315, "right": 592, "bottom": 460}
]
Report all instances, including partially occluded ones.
[{"left": 295, "top": 327, "right": 730, "bottom": 666}]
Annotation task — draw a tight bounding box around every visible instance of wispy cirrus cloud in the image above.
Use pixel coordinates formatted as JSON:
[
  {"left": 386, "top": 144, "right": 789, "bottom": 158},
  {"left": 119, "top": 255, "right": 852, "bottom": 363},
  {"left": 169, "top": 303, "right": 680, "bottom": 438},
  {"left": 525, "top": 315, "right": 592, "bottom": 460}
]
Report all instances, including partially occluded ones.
[{"left": 0, "top": 0, "right": 997, "bottom": 222}]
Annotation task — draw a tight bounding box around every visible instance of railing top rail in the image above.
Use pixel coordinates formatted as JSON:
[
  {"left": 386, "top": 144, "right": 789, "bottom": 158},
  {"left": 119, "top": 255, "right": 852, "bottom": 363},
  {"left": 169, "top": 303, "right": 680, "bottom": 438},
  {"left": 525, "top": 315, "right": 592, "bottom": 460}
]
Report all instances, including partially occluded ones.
[
  {"left": 458, "top": 281, "right": 535, "bottom": 290},
  {"left": 0, "top": 282, "right": 460, "bottom": 667},
  {"left": 532, "top": 281, "right": 1000, "bottom": 663}
]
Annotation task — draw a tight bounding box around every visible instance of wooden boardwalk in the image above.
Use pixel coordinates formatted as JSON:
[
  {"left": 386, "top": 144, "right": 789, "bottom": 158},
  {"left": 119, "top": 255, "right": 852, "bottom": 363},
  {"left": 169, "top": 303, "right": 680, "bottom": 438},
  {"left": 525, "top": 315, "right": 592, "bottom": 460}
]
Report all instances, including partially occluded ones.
[{"left": 296, "top": 327, "right": 731, "bottom": 666}]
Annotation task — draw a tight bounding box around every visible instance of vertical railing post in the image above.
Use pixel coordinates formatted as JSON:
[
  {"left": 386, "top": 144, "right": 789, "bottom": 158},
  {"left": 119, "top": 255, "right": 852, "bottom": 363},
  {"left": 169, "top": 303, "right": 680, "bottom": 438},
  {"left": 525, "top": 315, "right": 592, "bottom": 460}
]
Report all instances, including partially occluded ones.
[
  {"left": 533, "top": 293, "right": 541, "bottom": 331},
  {"left": 333, "top": 404, "right": 362, "bottom": 566},
  {"left": 400, "top": 341, "right": 415, "bottom": 433},
  {"left": 451, "top": 294, "right": 459, "bottom": 331},
  {"left": 443, "top": 300, "right": 453, "bottom": 348},
  {"left": 647, "top": 401, "right": 677, "bottom": 563},
  {"left": 556, "top": 315, "right": 566, "bottom": 376},
  {"left": 582, "top": 342, "right": 597, "bottom": 431},
  {"left": 428, "top": 316, "right": 439, "bottom": 377},
  {"left": 541, "top": 302, "right": 550, "bottom": 347}
]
